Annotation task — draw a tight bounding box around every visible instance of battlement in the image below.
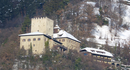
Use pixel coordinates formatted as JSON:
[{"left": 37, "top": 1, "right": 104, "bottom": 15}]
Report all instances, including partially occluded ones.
[
  {"left": 32, "top": 17, "right": 45, "bottom": 20},
  {"left": 31, "top": 17, "right": 53, "bottom": 22}
]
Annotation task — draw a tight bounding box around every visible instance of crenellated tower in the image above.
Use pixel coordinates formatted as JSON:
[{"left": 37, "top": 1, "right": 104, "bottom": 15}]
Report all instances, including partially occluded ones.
[{"left": 31, "top": 17, "right": 54, "bottom": 37}]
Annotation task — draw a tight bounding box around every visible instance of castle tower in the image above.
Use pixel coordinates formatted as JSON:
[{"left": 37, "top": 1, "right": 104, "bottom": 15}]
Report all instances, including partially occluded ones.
[
  {"left": 31, "top": 17, "right": 54, "bottom": 37},
  {"left": 54, "top": 24, "right": 60, "bottom": 33}
]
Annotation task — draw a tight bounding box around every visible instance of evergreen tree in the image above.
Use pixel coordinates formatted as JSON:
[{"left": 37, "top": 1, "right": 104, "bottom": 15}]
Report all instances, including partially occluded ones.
[
  {"left": 21, "top": 16, "right": 31, "bottom": 33},
  {"left": 28, "top": 43, "right": 33, "bottom": 56},
  {"left": 43, "top": 0, "right": 69, "bottom": 16}
]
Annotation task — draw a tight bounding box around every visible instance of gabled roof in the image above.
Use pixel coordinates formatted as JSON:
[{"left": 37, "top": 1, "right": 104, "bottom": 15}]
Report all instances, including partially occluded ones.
[
  {"left": 19, "top": 32, "right": 44, "bottom": 36},
  {"left": 53, "top": 30, "right": 81, "bottom": 43},
  {"left": 80, "top": 47, "right": 113, "bottom": 57}
]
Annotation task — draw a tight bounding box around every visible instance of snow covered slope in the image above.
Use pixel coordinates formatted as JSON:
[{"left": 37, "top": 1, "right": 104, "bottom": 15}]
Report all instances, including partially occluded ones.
[
  {"left": 87, "top": 24, "right": 130, "bottom": 47},
  {"left": 85, "top": 1, "right": 130, "bottom": 47},
  {"left": 60, "top": 0, "right": 130, "bottom": 47}
]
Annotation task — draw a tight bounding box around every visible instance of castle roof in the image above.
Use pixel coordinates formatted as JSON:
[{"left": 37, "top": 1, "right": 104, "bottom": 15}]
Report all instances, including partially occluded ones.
[
  {"left": 54, "top": 24, "right": 60, "bottom": 29},
  {"left": 19, "top": 32, "right": 44, "bottom": 36},
  {"left": 80, "top": 47, "right": 113, "bottom": 57},
  {"left": 19, "top": 32, "right": 63, "bottom": 44},
  {"left": 53, "top": 30, "right": 81, "bottom": 43}
]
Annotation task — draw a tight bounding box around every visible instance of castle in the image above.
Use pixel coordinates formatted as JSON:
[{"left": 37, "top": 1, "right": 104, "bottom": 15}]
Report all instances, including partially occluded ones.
[{"left": 19, "top": 17, "right": 81, "bottom": 54}]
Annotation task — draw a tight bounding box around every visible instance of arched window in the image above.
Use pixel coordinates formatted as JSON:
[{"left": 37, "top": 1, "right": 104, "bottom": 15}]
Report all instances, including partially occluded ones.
[
  {"left": 38, "top": 38, "right": 41, "bottom": 41},
  {"left": 28, "top": 39, "right": 31, "bottom": 41},
  {"left": 62, "top": 39, "right": 65, "bottom": 42},
  {"left": 22, "top": 39, "right": 26, "bottom": 42},
  {"left": 33, "top": 38, "right": 36, "bottom": 41}
]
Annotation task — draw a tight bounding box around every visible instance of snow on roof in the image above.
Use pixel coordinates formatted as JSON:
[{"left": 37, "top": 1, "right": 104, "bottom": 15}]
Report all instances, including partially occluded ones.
[
  {"left": 53, "top": 30, "right": 81, "bottom": 42},
  {"left": 54, "top": 24, "right": 60, "bottom": 29},
  {"left": 80, "top": 47, "right": 113, "bottom": 57},
  {"left": 19, "top": 32, "right": 44, "bottom": 36}
]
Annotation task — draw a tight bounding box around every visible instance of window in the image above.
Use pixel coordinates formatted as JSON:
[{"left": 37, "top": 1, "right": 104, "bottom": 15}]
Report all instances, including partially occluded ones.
[
  {"left": 91, "top": 50, "right": 95, "bottom": 52},
  {"left": 104, "top": 57, "right": 107, "bottom": 59},
  {"left": 84, "top": 53, "right": 87, "bottom": 56},
  {"left": 101, "top": 56, "right": 103, "bottom": 58},
  {"left": 22, "top": 39, "right": 26, "bottom": 42},
  {"left": 93, "top": 55, "right": 96, "bottom": 57},
  {"left": 108, "top": 62, "right": 111, "bottom": 64},
  {"left": 38, "top": 38, "right": 40, "bottom": 41},
  {"left": 59, "top": 34, "right": 63, "bottom": 36},
  {"left": 59, "top": 39, "right": 61, "bottom": 42},
  {"left": 96, "top": 51, "right": 105, "bottom": 54},
  {"left": 108, "top": 57, "right": 111, "bottom": 60},
  {"left": 33, "top": 38, "right": 36, "bottom": 41},
  {"left": 104, "top": 61, "right": 107, "bottom": 63},
  {"left": 62, "top": 39, "right": 65, "bottom": 42},
  {"left": 28, "top": 39, "right": 31, "bottom": 41},
  {"left": 97, "top": 60, "right": 99, "bottom": 62},
  {"left": 69, "top": 40, "right": 71, "bottom": 42},
  {"left": 97, "top": 56, "right": 100, "bottom": 58},
  {"left": 97, "top": 60, "right": 101, "bottom": 62},
  {"left": 33, "top": 44, "right": 35, "bottom": 47}
]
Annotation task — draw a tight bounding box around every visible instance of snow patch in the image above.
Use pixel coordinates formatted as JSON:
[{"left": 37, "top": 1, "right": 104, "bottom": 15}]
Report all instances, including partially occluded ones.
[
  {"left": 93, "top": 8, "right": 100, "bottom": 15},
  {"left": 122, "top": 5, "right": 130, "bottom": 26},
  {"left": 86, "top": 2, "right": 96, "bottom": 7},
  {"left": 87, "top": 24, "right": 130, "bottom": 47}
]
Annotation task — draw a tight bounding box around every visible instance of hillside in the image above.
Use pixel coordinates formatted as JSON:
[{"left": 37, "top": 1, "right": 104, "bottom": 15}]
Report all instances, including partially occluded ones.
[
  {"left": 57, "top": 0, "right": 130, "bottom": 47},
  {"left": 0, "top": 0, "right": 130, "bottom": 69}
]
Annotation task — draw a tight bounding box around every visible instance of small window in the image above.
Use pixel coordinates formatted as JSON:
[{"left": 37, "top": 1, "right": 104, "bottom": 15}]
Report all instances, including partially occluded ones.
[
  {"left": 33, "top": 44, "right": 35, "bottom": 46},
  {"left": 38, "top": 38, "right": 40, "bottom": 41},
  {"left": 28, "top": 39, "right": 31, "bottom": 41},
  {"left": 22, "top": 39, "right": 26, "bottom": 42},
  {"left": 62, "top": 39, "right": 65, "bottom": 42},
  {"left": 59, "top": 34, "right": 63, "bottom": 36},
  {"left": 97, "top": 56, "right": 100, "bottom": 58},
  {"left": 93, "top": 55, "right": 96, "bottom": 57},
  {"left": 59, "top": 39, "right": 61, "bottom": 42},
  {"left": 33, "top": 38, "right": 36, "bottom": 41},
  {"left": 84, "top": 53, "right": 87, "bottom": 56},
  {"left": 35, "top": 50, "right": 37, "bottom": 52},
  {"left": 91, "top": 50, "right": 95, "bottom": 52}
]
